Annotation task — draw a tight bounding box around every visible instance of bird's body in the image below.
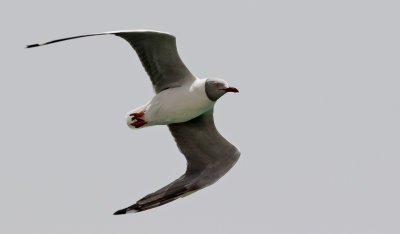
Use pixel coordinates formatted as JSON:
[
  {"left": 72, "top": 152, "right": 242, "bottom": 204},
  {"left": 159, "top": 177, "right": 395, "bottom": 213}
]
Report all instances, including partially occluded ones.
[
  {"left": 127, "top": 78, "right": 213, "bottom": 128},
  {"left": 27, "top": 30, "right": 240, "bottom": 214}
]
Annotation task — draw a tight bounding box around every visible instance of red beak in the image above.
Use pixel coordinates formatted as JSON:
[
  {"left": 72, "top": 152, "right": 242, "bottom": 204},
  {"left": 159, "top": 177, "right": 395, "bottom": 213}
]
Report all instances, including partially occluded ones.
[{"left": 221, "top": 87, "right": 239, "bottom": 93}]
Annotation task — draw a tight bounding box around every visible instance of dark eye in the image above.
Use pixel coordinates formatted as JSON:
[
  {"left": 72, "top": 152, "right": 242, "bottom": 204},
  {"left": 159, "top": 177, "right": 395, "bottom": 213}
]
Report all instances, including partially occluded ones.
[{"left": 213, "top": 82, "right": 219, "bottom": 87}]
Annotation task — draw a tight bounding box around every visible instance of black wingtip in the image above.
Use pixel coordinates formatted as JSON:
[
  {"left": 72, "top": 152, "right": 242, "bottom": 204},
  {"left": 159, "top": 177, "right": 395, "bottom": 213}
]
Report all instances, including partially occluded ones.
[
  {"left": 113, "top": 209, "right": 127, "bottom": 215},
  {"left": 26, "top": 44, "right": 40, "bottom": 48}
]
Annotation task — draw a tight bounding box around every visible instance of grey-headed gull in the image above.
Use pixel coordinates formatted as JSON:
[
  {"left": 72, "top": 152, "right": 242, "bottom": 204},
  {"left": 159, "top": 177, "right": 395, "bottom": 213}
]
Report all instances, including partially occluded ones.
[{"left": 27, "top": 30, "right": 240, "bottom": 214}]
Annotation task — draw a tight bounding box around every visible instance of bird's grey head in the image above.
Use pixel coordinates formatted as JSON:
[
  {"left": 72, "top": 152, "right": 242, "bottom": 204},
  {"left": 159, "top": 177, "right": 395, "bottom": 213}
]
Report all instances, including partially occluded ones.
[{"left": 205, "top": 78, "right": 239, "bottom": 101}]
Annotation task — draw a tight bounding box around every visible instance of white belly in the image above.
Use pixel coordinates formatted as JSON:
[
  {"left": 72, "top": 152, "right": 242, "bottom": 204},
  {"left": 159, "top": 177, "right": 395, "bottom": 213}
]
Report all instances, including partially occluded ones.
[{"left": 144, "top": 79, "right": 214, "bottom": 125}]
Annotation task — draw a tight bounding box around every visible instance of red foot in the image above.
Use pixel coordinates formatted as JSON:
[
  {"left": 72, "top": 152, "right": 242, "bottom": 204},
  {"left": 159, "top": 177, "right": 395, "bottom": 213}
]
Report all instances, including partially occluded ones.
[
  {"left": 130, "top": 111, "right": 145, "bottom": 121},
  {"left": 131, "top": 119, "right": 147, "bottom": 128}
]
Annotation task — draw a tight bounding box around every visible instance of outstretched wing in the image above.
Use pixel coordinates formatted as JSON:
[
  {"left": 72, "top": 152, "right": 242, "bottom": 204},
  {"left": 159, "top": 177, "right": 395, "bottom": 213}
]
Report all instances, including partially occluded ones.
[
  {"left": 26, "top": 30, "right": 196, "bottom": 93},
  {"left": 168, "top": 108, "right": 240, "bottom": 175},
  {"left": 115, "top": 31, "right": 196, "bottom": 93},
  {"left": 114, "top": 109, "right": 240, "bottom": 214}
]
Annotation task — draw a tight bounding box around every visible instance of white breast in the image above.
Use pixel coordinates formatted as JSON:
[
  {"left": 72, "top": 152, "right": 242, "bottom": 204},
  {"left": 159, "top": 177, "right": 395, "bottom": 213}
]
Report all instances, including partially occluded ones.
[{"left": 144, "top": 78, "right": 214, "bottom": 125}]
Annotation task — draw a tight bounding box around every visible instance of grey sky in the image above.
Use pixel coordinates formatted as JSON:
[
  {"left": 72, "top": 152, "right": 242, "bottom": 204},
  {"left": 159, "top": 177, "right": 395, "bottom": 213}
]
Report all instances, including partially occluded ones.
[{"left": 1, "top": 1, "right": 399, "bottom": 233}]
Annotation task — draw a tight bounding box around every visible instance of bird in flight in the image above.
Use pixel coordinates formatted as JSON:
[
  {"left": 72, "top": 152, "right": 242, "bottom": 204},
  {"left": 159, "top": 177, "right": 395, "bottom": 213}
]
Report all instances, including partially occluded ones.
[{"left": 27, "top": 30, "right": 240, "bottom": 214}]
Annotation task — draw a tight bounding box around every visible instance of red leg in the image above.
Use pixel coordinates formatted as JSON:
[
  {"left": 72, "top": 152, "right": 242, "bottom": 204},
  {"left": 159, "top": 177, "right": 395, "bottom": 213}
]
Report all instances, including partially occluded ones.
[
  {"left": 130, "top": 111, "right": 145, "bottom": 121},
  {"left": 130, "top": 118, "right": 147, "bottom": 128}
]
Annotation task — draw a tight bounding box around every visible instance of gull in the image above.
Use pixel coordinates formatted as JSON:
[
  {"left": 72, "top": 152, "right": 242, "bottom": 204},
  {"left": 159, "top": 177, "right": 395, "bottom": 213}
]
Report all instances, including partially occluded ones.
[{"left": 27, "top": 30, "right": 240, "bottom": 214}]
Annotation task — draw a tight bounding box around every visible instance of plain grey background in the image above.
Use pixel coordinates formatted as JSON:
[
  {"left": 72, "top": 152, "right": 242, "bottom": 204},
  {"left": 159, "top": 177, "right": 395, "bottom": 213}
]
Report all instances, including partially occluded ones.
[{"left": 1, "top": 0, "right": 399, "bottom": 233}]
